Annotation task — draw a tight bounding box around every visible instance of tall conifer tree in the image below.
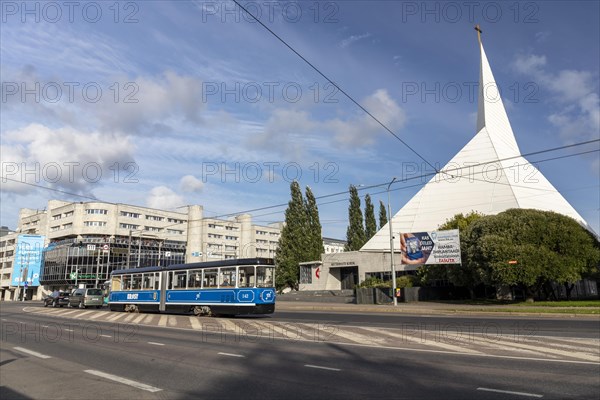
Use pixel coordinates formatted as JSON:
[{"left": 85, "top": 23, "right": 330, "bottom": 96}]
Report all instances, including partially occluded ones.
[
  {"left": 379, "top": 200, "right": 388, "bottom": 230},
  {"left": 345, "top": 185, "right": 366, "bottom": 251},
  {"left": 305, "top": 186, "right": 324, "bottom": 260},
  {"left": 364, "top": 194, "right": 377, "bottom": 240},
  {"left": 275, "top": 181, "right": 308, "bottom": 290}
]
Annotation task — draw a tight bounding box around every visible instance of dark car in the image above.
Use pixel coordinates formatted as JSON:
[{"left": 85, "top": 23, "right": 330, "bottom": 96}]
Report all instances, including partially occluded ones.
[{"left": 43, "top": 291, "right": 70, "bottom": 307}]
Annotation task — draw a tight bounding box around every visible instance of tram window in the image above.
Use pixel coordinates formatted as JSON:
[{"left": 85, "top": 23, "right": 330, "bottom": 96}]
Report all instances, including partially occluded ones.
[
  {"left": 111, "top": 276, "right": 122, "bottom": 292},
  {"left": 142, "top": 274, "right": 152, "bottom": 289},
  {"left": 220, "top": 267, "right": 235, "bottom": 287},
  {"left": 167, "top": 272, "right": 175, "bottom": 289},
  {"left": 154, "top": 273, "right": 160, "bottom": 290},
  {"left": 121, "top": 275, "right": 131, "bottom": 290},
  {"left": 256, "top": 266, "right": 274, "bottom": 288},
  {"left": 203, "top": 268, "right": 218, "bottom": 288},
  {"left": 131, "top": 274, "right": 142, "bottom": 290},
  {"left": 238, "top": 266, "right": 255, "bottom": 288},
  {"left": 189, "top": 269, "right": 202, "bottom": 288},
  {"left": 173, "top": 270, "right": 187, "bottom": 289}
]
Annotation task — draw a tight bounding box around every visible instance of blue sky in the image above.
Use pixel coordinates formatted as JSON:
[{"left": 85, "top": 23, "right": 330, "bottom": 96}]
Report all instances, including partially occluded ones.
[{"left": 1, "top": 0, "right": 599, "bottom": 238}]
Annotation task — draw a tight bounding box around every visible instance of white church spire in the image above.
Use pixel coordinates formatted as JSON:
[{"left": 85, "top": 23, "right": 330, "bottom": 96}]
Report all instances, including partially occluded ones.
[{"left": 475, "top": 25, "right": 521, "bottom": 160}]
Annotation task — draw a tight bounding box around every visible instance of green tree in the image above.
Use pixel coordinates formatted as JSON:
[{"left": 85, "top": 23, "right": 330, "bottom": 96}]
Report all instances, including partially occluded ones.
[
  {"left": 364, "top": 194, "right": 377, "bottom": 240},
  {"left": 275, "top": 181, "right": 308, "bottom": 291},
  {"left": 305, "top": 186, "right": 324, "bottom": 261},
  {"left": 462, "top": 209, "right": 599, "bottom": 301},
  {"left": 378, "top": 200, "right": 388, "bottom": 230},
  {"left": 345, "top": 185, "right": 366, "bottom": 251}
]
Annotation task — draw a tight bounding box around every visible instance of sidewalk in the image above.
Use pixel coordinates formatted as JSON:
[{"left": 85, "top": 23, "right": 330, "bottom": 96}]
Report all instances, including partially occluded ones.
[{"left": 275, "top": 300, "right": 600, "bottom": 318}]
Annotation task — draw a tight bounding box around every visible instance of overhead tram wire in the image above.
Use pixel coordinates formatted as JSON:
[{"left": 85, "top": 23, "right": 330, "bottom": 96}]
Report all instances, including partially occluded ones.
[
  {"left": 2, "top": 140, "right": 598, "bottom": 229},
  {"left": 230, "top": 0, "right": 440, "bottom": 175},
  {"left": 212, "top": 146, "right": 600, "bottom": 220}
]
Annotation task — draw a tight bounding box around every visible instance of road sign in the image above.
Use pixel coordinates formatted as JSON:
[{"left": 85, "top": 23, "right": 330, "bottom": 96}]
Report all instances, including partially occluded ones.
[
  {"left": 103, "top": 244, "right": 109, "bottom": 250},
  {"left": 165, "top": 251, "right": 171, "bottom": 257},
  {"left": 87, "top": 244, "right": 96, "bottom": 251}
]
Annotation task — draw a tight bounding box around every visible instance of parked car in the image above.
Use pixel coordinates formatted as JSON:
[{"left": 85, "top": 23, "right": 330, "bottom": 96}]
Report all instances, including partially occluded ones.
[
  {"left": 68, "top": 288, "right": 104, "bottom": 309},
  {"left": 43, "top": 291, "right": 70, "bottom": 307}
]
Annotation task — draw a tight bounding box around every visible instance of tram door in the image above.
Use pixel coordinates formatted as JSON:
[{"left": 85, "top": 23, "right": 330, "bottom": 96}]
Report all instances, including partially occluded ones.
[
  {"left": 159, "top": 271, "right": 167, "bottom": 312},
  {"left": 340, "top": 267, "right": 358, "bottom": 290}
]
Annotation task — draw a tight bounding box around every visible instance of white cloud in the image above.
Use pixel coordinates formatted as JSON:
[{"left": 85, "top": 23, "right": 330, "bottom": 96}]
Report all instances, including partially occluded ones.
[
  {"left": 146, "top": 186, "right": 185, "bottom": 210},
  {"left": 180, "top": 175, "right": 204, "bottom": 193},
  {"left": 248, "top": 89, "right": 407, "bottom": 154},
  {"left": 340, "top": 33, "right": 372, "bottom": 48},
  {"left": 512, "top": 54, "right": 599, "bottom": 140},
  {"left": 1, "top": 124, "right": 135, "bottom": 195}
]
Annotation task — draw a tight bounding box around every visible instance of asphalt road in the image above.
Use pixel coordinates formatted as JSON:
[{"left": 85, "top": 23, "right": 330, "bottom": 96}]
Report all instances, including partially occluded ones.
[
  {"left": 1, "top": 302, "right": 599, "bottom": 399},
  {"left": 271, "top": 310, "right": 600, "bottom": 339}
]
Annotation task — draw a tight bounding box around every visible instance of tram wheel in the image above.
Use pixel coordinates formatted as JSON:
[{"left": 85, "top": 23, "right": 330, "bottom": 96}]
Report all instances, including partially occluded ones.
[
  {"left": 124, "top": 304, "right": 140, "bottom": 313},
  {"left": 192, "top": 306, "right": 212, "bottom": 316}
]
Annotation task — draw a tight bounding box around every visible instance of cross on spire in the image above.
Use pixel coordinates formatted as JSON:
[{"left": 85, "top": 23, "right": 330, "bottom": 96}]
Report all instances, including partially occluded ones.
[{"left": 474, "top": 24, "right": 483, "bottom": 43}]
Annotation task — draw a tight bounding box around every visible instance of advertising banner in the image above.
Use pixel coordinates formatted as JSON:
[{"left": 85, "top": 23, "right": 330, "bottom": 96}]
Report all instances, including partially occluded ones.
[
  {"left": 400, "top": 229, "right": 461, "bottom": 265},
  {"left": 11, "top": 234, "right": 45, "bottom": 286}
]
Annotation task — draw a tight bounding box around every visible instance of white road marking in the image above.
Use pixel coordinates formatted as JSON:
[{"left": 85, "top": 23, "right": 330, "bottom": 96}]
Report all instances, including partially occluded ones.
[
  {"left": 88, "top": 312, "right": 104, "bottom": 319},
  {"left": 477, "top": 387, "right": 543, "bottom": 398},
  {"left": 148, "top": 342, "right": 165, "bottom": 346},
  {"left": 84, "top": 370, "right": 162, "bottom": 392},
  {"left": 100, "top": 334, "right": 112, "bottom": 338},
  {"left": 158, "top": 315, "right": 168, "bottom": 327},
  {"left": 106, "top": 313, "right": 125, "bottom": 321},
  {"left": 72, "top": 310, "right": 94, "bottom": 318},
  {"left": 132, "top": 315, "right": 145, "bottom": 324},
  {"left": 304, "top": 364, "right": 341, "bottom": 371},
  {"left": 13, "top": 347, "right": 51, "bottom": 359},
  {"left": 189, "top": 316, "right": 202, "bottom": 330},
  {"left": 218, "top": 352, "right": 245, "bottom": 358}
]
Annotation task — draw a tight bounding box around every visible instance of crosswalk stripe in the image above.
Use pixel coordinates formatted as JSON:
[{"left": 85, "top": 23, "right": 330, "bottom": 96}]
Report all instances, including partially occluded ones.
[
  {"left": 158, "top": 315, "right": 168, "bottom": 327},
  {"left": 189, "top": 316, "right": 202, "bottom": 330},
  {"left": 362, "top": 326, "right": 483, "bottom": 354},
  {"left": 106, "top": 313, "right": 125, "bottom": 321},
  {"left": 472, "top": 336, "right": 600, "bottom": 361}
]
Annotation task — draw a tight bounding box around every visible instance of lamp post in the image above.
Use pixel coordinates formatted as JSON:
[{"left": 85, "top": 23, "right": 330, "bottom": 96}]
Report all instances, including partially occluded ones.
[{"left": 387, "top": 177, "right": 398, "bottom": 306}]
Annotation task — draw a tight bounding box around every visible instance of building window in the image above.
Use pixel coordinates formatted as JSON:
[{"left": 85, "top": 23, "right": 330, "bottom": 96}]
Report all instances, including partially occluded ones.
[
  {"left": 167, "top": 229, "right": 183, "bottom": 235},
  {"left": 64, "top": 211, "right": 74, "bottom": 217},
  {"left": 145, "top": 226, "right": 162, "bottom": 232},
  {"left": 120, "top": 223, "right": 139, "bottom": 230},
  {"left": 86, "top": 209, "right": 108, "bottom": 215},
  {"left": 84, "top": 221, "right": 107, "bottom": 227},
  {"left": 50, "top": 226, "right": 60, "bottom": 232},
  {"left": 167, "top": 218, "right": 184, "bottom": 224},
  {"left": 146, "top": 215, "right": 164, "bottom": 221},
  {"left": 62, "top": 223, "right": 73, "bottom": 229},
  {"left": 120, "top": 211, "right": 141, "bottom": 218},
  {"left": 225, "top": 236, "right": 238, "bottom": 241},
  {"left": 208, "top": 233, "right": 222, "bottom": 239},
  {"left": 300, "top": 265, "right": 312, "bottom": 284},
  {"left": 52, "top": 214, "right": 62, "bottom": 220},
  {"left": 225, "top": 226, "right": 238, "bottom": 231}
]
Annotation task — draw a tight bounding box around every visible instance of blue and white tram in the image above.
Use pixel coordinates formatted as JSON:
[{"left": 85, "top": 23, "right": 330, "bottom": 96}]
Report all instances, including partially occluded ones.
[{"left": 108, "top": 258, "right": 276, "bottom": 316}]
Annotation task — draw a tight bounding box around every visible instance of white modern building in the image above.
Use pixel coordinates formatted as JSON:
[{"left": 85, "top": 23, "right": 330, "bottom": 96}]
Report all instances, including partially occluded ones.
[{"left": 301, "top": 31, "right": 594, "bottom": 291}]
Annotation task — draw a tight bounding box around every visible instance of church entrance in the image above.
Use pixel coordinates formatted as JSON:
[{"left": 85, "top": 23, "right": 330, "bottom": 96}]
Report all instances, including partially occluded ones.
[{"left": 340, "top": 267, "right": 358, "bottom": 290}]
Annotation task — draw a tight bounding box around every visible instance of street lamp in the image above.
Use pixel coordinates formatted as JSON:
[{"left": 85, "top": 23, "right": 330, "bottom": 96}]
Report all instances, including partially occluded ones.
[{"left": 387, "top": 177, "right": 398, "bottom": 306}]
